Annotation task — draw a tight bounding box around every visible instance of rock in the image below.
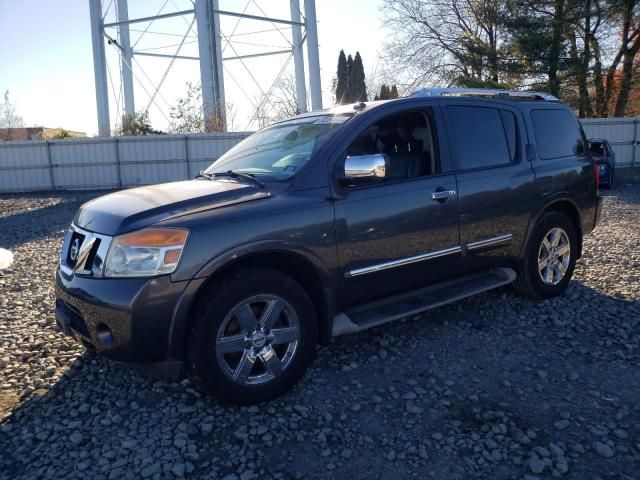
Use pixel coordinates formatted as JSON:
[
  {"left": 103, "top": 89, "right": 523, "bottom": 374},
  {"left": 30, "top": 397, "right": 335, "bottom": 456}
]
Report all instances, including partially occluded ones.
[
  {"left": 555, "top": 457, "right": 569, "bottom": 474},
  {"left": 173, "top": 435, "right": 187, "bottom": 449},
  {"left": 69, "top": 431, "right": 83, "bottom": 445},
  {"left": 554, "top": 419, "right": 570, "bottom": 430},
  {"left": 201, "top": 423, "right": 214, "bottom": 434},
  {"left": 121, "top": 439, "right": 137, "bottom": 449},
  {"left": 612, "top": 429, "right": 628, "bottom": 439},
  {"left": 140, "top": 462, "right": 160, "bottom": 478},
  {"left": 593, "top": 442, "right": 614, "bottom": 458},
  {"left": 549, "top": 442, "right": 564, "bottom": 458},
  {"left": 528, "top": 457, "right": 546, "bottom": 474},
  {"left": 171, "top": 463, "right": 186, "bottom": 477},
  {"left": 405, "top": 403, "right": 423, "bottom": 414}
]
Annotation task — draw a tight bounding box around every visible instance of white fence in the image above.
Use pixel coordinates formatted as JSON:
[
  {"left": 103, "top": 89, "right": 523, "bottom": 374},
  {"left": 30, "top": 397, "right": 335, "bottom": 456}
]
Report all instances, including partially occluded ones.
[
  {"left": 0, "top": 132, "right": 249, "bottom": 193},
  {"left": 0, "top": 117, "right": 637, "bottom": 193},
  {"left": 581, "top": 117, "right": 638, "bottom": 167}
]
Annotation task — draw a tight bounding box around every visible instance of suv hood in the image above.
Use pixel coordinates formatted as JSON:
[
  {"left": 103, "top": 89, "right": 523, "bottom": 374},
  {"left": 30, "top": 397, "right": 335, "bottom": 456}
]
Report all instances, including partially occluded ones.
[{"left": 74, "top": 179, "right": 270, "bottom": 235}]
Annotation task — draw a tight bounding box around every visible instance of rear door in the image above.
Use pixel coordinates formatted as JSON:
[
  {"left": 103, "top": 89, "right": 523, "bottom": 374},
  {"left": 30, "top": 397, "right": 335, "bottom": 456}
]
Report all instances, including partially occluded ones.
[{"left": 443, "top": 100, "right": 535, "bottom": 270}]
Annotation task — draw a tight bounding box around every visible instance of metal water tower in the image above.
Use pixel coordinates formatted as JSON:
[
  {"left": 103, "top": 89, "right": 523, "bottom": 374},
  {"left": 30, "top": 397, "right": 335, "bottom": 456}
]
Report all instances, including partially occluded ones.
[{"left": 89, "top": 0, "right": 323, "bottom": 135}]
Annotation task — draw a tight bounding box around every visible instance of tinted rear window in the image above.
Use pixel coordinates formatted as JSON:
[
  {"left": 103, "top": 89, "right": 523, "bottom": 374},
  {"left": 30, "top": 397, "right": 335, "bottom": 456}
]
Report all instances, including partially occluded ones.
[
  {"left": 531, "top": 109, "right": 584, "bottom": 159},
  {"left": 448, "top": 106, "right": 511, "bottom": 169}
]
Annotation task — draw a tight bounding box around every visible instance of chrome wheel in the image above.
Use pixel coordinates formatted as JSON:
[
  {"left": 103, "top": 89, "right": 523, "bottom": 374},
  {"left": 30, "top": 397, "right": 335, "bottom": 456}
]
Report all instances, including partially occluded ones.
[
  {"left": 537, "top": 227, "right": 571, "bottom": 285},
  {"left": 216, "top": 294, "right": 300, "bottom": 386}
]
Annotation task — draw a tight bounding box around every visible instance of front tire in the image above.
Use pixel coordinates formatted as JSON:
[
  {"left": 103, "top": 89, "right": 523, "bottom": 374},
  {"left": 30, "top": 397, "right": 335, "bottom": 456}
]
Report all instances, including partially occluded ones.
[
  {"left": 187, "top": 268, "right": 318, "bottom": 404},
  {"left": 513, "top": 212, "right": 578, "bottom": 299}
]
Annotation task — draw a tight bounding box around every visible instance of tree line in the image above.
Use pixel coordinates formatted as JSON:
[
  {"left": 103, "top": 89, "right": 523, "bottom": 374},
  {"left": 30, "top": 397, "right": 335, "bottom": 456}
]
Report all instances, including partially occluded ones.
[
  {"left": 381, "top": 0, "right": 640, "bottom": 117},
  {"left": 333, "top": 50, "right": 400, "bottom": 104}
]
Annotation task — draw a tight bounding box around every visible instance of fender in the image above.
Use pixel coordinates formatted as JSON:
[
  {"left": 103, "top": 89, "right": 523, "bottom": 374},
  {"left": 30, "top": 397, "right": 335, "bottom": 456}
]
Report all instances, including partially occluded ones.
[
  {"left": 166, "top": 240, "right": 336, "bottom": 360},
  {"left": 519, "top": 194, "right": 583, "bottom": 259},
  {"left": 193, "top": 239, "right": 334, "bottom": 285}
]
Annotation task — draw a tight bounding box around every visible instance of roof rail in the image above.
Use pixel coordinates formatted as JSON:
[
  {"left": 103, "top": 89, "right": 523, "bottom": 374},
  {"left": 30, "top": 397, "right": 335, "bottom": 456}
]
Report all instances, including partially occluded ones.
[{"left": 410, "top": 87, "right": 558, "bottom": 101}]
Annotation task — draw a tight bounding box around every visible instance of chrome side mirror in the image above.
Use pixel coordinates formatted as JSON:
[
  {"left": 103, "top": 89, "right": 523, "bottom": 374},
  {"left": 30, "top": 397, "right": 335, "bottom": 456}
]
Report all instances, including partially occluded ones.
[{"left": 343, "top": 154, "right": 388, "bottom": 184}]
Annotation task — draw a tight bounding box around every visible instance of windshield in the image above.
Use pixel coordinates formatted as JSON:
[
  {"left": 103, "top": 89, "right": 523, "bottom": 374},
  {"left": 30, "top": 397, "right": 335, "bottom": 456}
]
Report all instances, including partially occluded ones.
[{"left": 204, "top": 114, "right": 352, "bottom": 180}]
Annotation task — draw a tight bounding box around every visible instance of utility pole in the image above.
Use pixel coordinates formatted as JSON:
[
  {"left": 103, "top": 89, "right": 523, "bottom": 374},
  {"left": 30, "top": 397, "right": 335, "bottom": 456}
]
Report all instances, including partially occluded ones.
[{"left": 89, "top": 0, "right": 111, "bottom": 135}]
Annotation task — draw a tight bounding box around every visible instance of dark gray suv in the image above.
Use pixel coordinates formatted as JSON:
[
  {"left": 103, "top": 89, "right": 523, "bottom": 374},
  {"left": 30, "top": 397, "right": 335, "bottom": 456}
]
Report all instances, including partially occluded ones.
[{"left": 55, "top": 88, "right": 603, "bottom": 404}]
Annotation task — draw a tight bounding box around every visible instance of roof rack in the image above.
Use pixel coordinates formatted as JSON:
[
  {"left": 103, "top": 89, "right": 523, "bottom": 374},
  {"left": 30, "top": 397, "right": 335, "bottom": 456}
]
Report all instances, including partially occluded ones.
[{"left": 410, "top": 87, "right": 558, "bottom": 101}]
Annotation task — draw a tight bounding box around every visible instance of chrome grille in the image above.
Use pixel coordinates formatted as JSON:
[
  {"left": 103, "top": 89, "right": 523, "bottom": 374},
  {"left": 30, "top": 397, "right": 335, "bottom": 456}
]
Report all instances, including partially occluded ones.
[{"left": 60, "top": 225, "right": 112, "bottom": 278}]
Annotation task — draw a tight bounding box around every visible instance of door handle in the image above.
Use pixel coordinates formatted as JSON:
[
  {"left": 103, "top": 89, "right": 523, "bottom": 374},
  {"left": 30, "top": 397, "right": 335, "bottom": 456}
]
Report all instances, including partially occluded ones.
[{"left": 431, "top": 189, "right": 456, "bottom": 201}]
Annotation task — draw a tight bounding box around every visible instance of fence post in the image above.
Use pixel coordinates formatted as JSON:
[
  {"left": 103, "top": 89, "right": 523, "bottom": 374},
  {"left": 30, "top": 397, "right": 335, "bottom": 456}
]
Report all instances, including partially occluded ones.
[
  {"left": 46, "top": 141, "right": 56, "bottom": 191},
  {"left": 114, "top": 138, "right": 122, "bottom": 188},
  {"left": 185, "top": 135, "right": 191, "bottom": 179},
  {"left": 633, "top": 118, "right": 638, "bottom": 167}
]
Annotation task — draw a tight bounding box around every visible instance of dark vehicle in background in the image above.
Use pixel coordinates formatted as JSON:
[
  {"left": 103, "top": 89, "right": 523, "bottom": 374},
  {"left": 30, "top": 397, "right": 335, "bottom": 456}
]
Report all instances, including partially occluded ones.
[
  {"left": 589, "top": 138, "right": 616, "bottom": 189},
  {"left": 55, "top": 88, "right": 603, "bottom": 404}
]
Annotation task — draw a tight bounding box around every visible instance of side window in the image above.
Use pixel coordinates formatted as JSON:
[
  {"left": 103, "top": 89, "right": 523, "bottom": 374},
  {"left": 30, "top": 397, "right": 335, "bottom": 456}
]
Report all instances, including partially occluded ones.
[
  {"left": 448, "top": 106, "right": 511, "bottom": 170},
  {"left": 345, "top": 109, "right": 440, "bottom": 182},
  {"left": 531, "top": 109, "right": 585, "bottom": 159}
]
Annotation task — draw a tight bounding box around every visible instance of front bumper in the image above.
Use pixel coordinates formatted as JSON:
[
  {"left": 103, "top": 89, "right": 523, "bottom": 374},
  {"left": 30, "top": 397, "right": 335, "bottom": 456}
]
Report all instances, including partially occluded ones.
[{"left": 55, "top": 267, "right": 188, "bottom": 363}]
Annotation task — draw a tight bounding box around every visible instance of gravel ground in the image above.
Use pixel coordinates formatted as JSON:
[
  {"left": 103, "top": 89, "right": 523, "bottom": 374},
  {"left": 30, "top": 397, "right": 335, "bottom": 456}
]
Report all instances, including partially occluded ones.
[{"left": 0, "top": 179, "right": 639, "bottom": 480}]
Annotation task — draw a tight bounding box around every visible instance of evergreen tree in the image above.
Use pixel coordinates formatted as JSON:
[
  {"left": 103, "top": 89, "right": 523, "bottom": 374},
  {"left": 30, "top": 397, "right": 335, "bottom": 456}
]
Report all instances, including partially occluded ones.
[
  {"left": 344, "top": 54, "right": 354, "bottom": 103},
  {"left": 390, "top": 85, "right": 399, "bottom": 99},
  {"left": 349, "top": 52, "right": 367, "bottom": 102},
  {"left": 335, "top": 50, "right": 349, "bottom": 104},
  {"left": 378, "top": 84, "right": 390, "bottom": 100}
]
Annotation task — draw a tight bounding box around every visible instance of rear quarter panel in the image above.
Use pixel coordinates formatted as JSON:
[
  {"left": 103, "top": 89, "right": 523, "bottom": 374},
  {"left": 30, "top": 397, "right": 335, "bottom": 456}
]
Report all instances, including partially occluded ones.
[{"left": 522, "top": 104, "right": 598, "bottom": 244}]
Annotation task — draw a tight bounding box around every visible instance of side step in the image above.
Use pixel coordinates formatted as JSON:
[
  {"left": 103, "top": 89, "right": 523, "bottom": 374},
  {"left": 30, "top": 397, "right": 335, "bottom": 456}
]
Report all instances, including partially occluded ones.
[{"left": 332, "top": 267, "right": 516, "bottom": 336}]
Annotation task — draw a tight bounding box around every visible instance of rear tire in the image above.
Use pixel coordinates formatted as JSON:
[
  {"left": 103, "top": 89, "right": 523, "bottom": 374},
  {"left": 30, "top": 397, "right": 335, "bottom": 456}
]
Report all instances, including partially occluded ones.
[
  {"left": 187, "top": 268, "right": 318, "bottom": 405},
  {"left": 513, "top": 212, "right": 578, "bottom": 299}
]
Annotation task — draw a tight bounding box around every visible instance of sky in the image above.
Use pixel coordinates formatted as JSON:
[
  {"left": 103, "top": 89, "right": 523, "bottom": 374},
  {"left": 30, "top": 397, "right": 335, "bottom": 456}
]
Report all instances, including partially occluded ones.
[{"left": 0, "top": 0, "right": 388, "bottom": 135}]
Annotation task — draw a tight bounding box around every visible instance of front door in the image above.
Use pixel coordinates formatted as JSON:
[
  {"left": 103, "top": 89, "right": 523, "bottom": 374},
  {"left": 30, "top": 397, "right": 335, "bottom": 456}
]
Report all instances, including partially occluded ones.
[{"left": 332, "top": 106, "right": 461, "bottom": 307}]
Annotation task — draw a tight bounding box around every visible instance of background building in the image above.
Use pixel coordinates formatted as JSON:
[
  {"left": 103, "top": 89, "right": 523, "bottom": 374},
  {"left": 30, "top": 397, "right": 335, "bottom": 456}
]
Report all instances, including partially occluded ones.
[{"left": 0, "top": 127, "right": 86, "bottom": 142}]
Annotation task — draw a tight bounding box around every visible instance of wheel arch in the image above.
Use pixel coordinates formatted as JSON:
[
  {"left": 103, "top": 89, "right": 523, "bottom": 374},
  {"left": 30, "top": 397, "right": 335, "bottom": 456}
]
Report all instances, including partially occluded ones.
[
  {"left": 526, "top": 198, "right": 583, "bottom": 259},
  {"left": 168, "top": 247, "right": 334, "bottom": 362}
]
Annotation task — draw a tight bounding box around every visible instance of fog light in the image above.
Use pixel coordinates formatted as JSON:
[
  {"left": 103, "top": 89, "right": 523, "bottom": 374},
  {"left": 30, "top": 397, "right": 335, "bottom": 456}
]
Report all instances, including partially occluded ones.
[{"left": 96, "top": 324, "right": 113, "bottom": 346}]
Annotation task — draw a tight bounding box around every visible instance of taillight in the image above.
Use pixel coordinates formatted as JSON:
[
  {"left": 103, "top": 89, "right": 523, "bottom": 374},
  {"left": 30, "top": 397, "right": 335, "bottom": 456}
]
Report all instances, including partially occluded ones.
[{"left": 594, "top": 163, "right": 600, "bottom": 188}]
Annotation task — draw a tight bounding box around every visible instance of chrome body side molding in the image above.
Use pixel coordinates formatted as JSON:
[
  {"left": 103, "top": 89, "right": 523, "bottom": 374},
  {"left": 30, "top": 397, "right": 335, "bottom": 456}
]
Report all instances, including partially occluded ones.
[
  {"left": 344, "top": 245, "right": 461, "bottom": 278},
  {"left": 466, "top": 233, "right": 513, "bottom": 251}
]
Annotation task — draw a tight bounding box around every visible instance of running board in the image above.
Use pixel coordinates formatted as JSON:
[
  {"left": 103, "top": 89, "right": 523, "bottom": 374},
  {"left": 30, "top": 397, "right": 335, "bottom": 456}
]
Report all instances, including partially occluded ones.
[{"left": 332, "top": 267, "right": 516, "bottom": 336}]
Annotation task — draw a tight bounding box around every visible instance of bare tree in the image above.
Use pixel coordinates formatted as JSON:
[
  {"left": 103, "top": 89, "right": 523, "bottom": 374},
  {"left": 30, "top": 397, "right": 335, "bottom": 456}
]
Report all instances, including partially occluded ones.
[
  {"left": 382, "top": 0, "right": 506, "bottom": 89},
  {"left": 170, "top": 82, "right": 237, "bottom": 133},
  {"left": 267, "top": 74, "right": 301, "bottom": 122},
  {"left": 0, "top": 90, "right": 25, "bottom": 140},
  {"left": 251, "top": 74, "right": 302, "bottom": 129}
]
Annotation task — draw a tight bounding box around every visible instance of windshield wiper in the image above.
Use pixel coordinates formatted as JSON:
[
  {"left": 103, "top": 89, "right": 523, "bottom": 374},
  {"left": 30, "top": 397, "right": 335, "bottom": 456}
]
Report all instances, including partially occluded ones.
[{"left": 199, "top": 170, "right": 265, "bottom": 188}]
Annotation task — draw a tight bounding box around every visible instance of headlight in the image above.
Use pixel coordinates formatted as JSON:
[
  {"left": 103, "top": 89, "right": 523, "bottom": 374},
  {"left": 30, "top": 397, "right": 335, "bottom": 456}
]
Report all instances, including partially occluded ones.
[{"left": 104, "top": 228, "right": 188, "bottom": 277}]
